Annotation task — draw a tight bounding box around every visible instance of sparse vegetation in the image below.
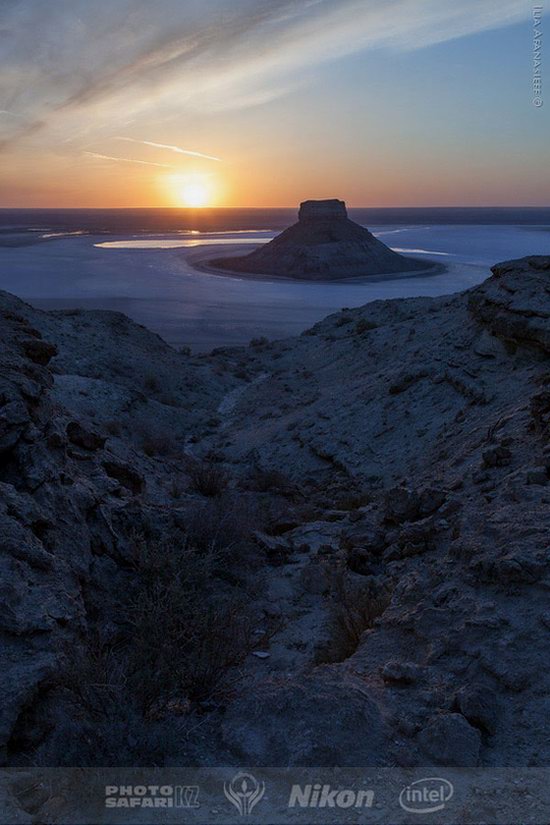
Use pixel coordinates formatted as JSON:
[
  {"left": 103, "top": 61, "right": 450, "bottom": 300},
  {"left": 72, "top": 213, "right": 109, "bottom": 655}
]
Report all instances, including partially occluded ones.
[
  {"left": 186, "top": 456, "right": 229, "bottom": 496},
  {"left": 335, "top": 313, "right": 353, "bottom": 327},
  {"left": 244, "top": 467, "right": 297, "bottom": 497},
  {"left": 38, "top": 528, "right": 257, "bottom": 766},
  {"left": 354, "top": 318, "right": 378, "bottom": 335},
  {"left": 184, "top": 492, "right": 261, "bottom": 566},
  {"left": 250, "top": 336, "right": 269, "bottom": 348},
  {"left": 143, "top": 373, "right": 161, "bottom": 393},
  {"left": 139, "top": 425, "right": 179, "bottom": 457},
  {"left": 126, "top": 537, "right": 254, "bottom": 706},
  {"left": 105, "top": 419, "right": 122, "bottom": 437},
  {"left": 316, "top": 571, "right": 392, "bottom": 664}
]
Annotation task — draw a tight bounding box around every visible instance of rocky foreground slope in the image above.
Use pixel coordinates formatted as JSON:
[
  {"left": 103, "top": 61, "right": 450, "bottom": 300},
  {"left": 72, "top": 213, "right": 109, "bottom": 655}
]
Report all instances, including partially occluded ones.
[{"left": 2, "top": 255, "right": 550, "bottom": 774}]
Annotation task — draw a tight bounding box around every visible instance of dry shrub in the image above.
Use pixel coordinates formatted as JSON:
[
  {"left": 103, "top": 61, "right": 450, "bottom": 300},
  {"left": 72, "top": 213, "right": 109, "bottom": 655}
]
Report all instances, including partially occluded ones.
[
  {"left": 18, "top": 525, "right": 257, "bottom": 767},
  {"left": 354, "top": 318, "right": 377, "bottom": 335},
  {"left": 246, "top": 467, "right": 297, "bottom": 496},
  {"left": 143, "top": 373, "right": 161, "bottom": 393},
  {"left": 30, "top": 640, "right": 190, "bottom": 767},
  {"left": 316, "top": 570, "right": 392, "bottom": 664},
  {"left": 186, "top": 456, "right": 229, "bottom": 496},
  {"left": 249, "top": 336, "right": 269, "bottom": 348},
  {"left": 335, "top": 314, "right": 353, "bottom": 327},
  {"left": 126, "top": 537, "right": 254, "bottom": 706},
  {"left": 184, "top": 492, "right": 260, "bottom": 564},
  {"left": 138, "top": 423, "right": 179, "bottom": 457}
]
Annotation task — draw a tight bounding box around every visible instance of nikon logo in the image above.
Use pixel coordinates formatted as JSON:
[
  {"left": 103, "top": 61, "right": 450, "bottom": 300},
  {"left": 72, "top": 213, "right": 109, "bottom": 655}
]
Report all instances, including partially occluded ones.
[{"left": 288, "top": 783, "right": 374, "bottom": 809}]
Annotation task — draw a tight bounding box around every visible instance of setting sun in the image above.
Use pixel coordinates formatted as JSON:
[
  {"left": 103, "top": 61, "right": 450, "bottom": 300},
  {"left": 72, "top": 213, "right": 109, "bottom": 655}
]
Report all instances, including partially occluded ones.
[
  {"left": 180, "top": 182, "right": 209, "bottom": 208},
  {"left": 166, "top": 174, "right": 215, "bottom": 208}
]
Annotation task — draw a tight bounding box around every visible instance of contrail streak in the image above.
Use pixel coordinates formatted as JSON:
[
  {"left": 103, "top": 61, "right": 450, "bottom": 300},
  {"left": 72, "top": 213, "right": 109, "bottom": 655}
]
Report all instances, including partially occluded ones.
[
  {"left": 84, "top": 151, "right": 173, "bottom": 168},
  {"left": 116, "top": 136, "right": 221, "bottom": 162}
]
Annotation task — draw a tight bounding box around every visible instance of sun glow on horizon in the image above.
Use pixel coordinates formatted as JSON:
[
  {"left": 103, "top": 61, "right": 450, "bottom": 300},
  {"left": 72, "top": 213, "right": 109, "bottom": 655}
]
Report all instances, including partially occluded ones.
[
  {"left": 180, "top": 181, "right": 209, "bottom": 207},
  {"left": 166, "top": 173, "right": 216, "bottom": 208}
]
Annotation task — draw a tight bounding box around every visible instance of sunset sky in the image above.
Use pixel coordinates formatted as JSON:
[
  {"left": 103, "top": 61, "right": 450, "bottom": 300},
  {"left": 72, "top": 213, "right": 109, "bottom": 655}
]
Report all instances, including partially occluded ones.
[{"left": 1, "top": 0, "right": 548, "bottom": 208}]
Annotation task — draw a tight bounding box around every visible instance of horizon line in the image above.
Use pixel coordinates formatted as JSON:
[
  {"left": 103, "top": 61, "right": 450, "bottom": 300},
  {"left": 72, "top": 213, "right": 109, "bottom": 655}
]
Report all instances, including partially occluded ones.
[{"left": 1, "top": 204, "right": 549, "bottom": 210}]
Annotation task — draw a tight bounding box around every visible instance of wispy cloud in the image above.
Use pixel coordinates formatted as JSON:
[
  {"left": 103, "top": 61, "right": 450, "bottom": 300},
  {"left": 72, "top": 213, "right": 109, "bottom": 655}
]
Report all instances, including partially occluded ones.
[
  {"left": 116, "top": 136, "right": 222, "bottom": 161},
  {"left": 84, "top": 151, "right": 173, "bottom": 168},
  {"left": 0, "top": 0, "right": 531, "bottom": 154}
]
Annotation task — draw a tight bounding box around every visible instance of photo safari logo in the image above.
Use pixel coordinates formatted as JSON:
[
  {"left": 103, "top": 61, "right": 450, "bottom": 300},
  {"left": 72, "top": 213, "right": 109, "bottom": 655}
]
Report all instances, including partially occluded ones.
[
  {"left": 224, "top": 772, "right": 266, "bottom": 816},
  {"left": 399, "top": 777, "right": 454, "bottom": 814},
  {"left": 104, "top": 784, "right": 199, "bottom": 809}
]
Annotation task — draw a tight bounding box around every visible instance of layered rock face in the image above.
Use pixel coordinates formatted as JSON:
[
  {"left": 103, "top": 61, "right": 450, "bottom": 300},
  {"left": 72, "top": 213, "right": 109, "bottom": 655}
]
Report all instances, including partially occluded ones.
[
  {"left": 213, "top": 199, "right": 428, "bottom": 279},
  {"left": 3, "top": 256, "right": 550, "bottom": 791},
  {"left": 469, "top": 255, "right": 550, "bottom": 350},
  {"left": 298, "top": 198, "right": 348, "bottom": 221}
]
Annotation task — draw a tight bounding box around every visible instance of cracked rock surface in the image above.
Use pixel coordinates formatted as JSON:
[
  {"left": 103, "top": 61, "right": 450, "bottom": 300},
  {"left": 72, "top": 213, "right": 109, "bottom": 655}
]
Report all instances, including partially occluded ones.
[{"left": 2, "top": 255, "right": 550, "bottom": 772}]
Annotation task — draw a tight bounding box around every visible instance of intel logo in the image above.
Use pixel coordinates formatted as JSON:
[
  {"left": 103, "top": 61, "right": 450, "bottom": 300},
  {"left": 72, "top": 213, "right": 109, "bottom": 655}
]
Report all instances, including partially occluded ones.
[{"left": 399, "top": 777, "right": 453, "bottom": 814}]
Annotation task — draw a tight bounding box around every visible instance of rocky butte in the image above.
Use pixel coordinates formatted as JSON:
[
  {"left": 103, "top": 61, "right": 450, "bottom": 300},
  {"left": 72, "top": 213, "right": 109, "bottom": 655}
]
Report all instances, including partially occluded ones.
[{"left": 213, "top": 199, "right": 429, "bottom": 280}]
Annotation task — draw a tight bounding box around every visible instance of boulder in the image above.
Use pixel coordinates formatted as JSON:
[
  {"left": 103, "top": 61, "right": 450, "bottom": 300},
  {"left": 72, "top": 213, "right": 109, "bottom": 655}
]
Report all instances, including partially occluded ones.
[
  {"left": 526, "top": 467, "right": 548, "bottom": 485},
  {"left": 384, "top": 486, "right": 445, "bottom": 524},
  {"left": 102, "top": 460, "right": 144, "bottom": 494},
  {"left": 456, "top": 686, "right": 498, "bottom": 734},
  {"left": 531, "top": 389, "right": 550, "bottom": 432},
  {"left": 384, "top": 487, "right": 421, "bottom": 524},
  {"left": 21, "top": 338, "right": 57, "bottom": 365},
  {"left": 253, "top": 531, "right": 291, "bottom": 565},
  {"left": 417, "top": 713, "right": 481, "bottom": 766},
  {"left": 381, "top": 660, "right": 422, "bottom": 685},
  {"left": 0, "top": 398, "right": 29, "bottom": 454},
  {"left": 66, "top": 421, "right": 106, "bottom": 451},
  {"left": 222, "top": 669, "right": 389, "bottom": 766},
  {"left": 482, "top": 445, "right": 512, "bottom": 468},
  {"left": 472, "top": 547, "right": 550, "bottom": 585}
]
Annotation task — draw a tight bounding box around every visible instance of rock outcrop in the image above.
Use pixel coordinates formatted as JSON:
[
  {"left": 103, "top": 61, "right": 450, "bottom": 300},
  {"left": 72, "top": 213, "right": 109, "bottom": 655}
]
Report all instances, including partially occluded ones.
[
  {"left": 213, "top": 199, "right": 428, "bottom": 280},
  {"left": 0, "top": 291, "right": 238, "bottom": 767},
  {"left": 469, "top": 255, "right": 550, "bottom": 351},
  {"left": 2, "top": 255, "right": 550, "bottom": 788}
]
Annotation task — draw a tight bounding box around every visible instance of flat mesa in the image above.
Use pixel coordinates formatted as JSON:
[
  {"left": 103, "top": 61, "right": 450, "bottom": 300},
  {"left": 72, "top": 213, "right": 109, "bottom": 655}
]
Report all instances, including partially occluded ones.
[{"left": 211, "top": 199, "right": 430, "bottom": 280}]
